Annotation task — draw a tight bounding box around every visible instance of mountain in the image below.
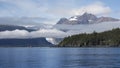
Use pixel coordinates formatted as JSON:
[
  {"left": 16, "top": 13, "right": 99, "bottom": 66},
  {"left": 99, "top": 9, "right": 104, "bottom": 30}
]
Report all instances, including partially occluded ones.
[
  {"left": 0, "top": 24, "right": 36, "bottom": 32},
  {"left": 58, "top": 28, "right": 120, "bottom": 47},
  {"left": 0, "top": 38, "right": 53, "bottom": 47},
  {"left": 57, "top": 13, "right": 120, "bottom": 24},
  {"left": 0, "top": 17, "right": 53, "bottom": 30}
]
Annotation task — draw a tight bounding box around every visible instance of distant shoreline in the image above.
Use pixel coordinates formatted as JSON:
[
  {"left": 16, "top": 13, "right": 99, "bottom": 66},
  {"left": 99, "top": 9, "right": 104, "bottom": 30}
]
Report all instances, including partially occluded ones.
[{"left": 0, "top": 46, "right": 120, "bottom": 48}]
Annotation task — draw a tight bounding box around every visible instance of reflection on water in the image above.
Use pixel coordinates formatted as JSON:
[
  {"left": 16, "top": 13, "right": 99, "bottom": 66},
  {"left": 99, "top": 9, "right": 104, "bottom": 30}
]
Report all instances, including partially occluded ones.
[{"left": 0, "top": 48, "right": 120, "bottom": 68}]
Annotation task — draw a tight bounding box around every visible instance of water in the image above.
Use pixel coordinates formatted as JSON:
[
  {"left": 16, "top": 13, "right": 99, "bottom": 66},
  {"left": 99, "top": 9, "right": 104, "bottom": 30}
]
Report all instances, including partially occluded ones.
[{"left": 0, "top": 47, "right": 120, "bottom": 68}]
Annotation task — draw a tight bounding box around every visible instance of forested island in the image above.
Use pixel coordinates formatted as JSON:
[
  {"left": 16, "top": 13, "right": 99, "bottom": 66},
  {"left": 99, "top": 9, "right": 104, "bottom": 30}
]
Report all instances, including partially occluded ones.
[{"left": 58, "top": 28, "right": 120, "bottom": 47}]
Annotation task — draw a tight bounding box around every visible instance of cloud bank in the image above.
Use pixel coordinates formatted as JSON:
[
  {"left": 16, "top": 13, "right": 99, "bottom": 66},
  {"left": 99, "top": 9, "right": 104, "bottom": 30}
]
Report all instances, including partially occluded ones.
[
  {"left": 0, "top": 21, "right": 120, "bottom": 39},
  {"left": 0, "top": 29, "right": 68, "bottom": 39},
  {"left": 54, "top": 21, "right": 120, "bottom": 34},
  {"left": 47, "top": 2, "right": 111, "bottom": 17},
  {"left": 71, "top": 2, "right": 111, "bottom": 15}
]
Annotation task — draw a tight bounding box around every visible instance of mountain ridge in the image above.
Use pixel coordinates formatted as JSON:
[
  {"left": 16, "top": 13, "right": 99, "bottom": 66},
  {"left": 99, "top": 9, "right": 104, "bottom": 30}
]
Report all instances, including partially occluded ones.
[
  {"left": 57, "top": 13, "right": 120, "bottom": 25},
  {"left": 0, "top": 24, "right": 36, "bottom": 32},
  {"left": 58, "top": 28, "right": 120, "bottom": 47}
]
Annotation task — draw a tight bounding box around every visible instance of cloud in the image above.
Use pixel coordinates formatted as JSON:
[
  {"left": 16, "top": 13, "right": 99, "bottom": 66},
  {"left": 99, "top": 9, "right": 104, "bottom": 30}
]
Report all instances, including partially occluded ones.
[
  {"left": 30, "top": 29, "right": 67, "bottom": 38},
  {"left": 0, "top": 0, "right": 48, "bottom": 17},
  {"left": 46, "top": 2, "right": 111, "bottom": 18},
  {"left": 0, "top": 0, "right": 113, "bottom": 24},
  {"left": 0, "top": 29, "right": 67, "bottom": 39},
  {"left": 54, "top": 21, "right": 120, "bottom": 34},
  {"left": 0, "top": 30, "right": 29, "bottom": 38},
  {"left": 71, "top": 2, "right": 111, "bottom": 15},
  {"left": 0, "top": 21, "right": 120, "bottom": 39},
  {"left": 0, "top": 17, "right": 52, "bottom": 25},
  {"left": 0, "top": 0, "right": 111, "bottom": 17},
  {"left": 0, "top": 0, "right": 62, "bottom": 24}
]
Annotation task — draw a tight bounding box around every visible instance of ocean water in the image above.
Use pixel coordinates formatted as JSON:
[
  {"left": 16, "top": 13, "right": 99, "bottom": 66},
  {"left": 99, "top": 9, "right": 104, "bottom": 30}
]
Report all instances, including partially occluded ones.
[{"left": 0, "top": 47, "right": 120, "bottom": 68}]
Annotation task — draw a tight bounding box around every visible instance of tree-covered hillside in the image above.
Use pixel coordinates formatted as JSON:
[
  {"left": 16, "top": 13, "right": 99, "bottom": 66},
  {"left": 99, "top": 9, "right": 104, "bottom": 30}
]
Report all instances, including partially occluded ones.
[{"left": 58, "top": 28, "right": 120, "bottom": 47}]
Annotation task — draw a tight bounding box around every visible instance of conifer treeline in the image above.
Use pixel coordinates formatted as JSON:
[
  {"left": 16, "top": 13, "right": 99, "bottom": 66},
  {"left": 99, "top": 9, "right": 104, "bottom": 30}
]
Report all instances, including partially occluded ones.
[{"left": 58, "top": 28, "right": 120, "bottom": 47}]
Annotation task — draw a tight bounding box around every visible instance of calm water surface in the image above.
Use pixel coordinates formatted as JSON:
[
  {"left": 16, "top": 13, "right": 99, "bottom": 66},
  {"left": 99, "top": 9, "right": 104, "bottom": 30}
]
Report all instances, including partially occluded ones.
[{"left": 0, "top": 47, "right": 120, "bottom": 68}]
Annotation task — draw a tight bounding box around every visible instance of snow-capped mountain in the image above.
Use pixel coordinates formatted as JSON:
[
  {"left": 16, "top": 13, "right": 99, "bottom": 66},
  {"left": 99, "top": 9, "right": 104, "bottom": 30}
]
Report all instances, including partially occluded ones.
[{"left": 57, "top": 13, "right": 120, "bottom": 25}]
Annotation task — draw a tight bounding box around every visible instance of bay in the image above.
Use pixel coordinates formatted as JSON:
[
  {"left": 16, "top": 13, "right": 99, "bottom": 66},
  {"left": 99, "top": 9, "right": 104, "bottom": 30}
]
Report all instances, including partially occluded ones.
[{"left": 0, "top": 47, "right": 120, "bottom": 68}]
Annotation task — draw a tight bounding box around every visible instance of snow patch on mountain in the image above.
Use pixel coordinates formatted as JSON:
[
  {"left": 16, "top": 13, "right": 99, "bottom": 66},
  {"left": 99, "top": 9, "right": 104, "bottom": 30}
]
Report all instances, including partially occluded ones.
[
  {"left": 57, "top": 13, "right": 119, "bottom": 24},
  {"left": 69, "top": 16, "right": 77, "bottom": 21}
]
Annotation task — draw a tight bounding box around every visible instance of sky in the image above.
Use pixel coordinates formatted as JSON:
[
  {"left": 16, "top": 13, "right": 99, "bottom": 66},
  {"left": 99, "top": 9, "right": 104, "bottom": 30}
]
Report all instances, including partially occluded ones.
[{"left": 0, "top": 0, "right": 120, "bottom": 24}]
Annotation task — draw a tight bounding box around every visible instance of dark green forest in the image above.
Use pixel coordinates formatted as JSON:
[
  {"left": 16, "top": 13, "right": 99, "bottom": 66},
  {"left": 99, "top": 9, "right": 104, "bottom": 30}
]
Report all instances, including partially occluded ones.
[{"left": 58, "top": 28, "right": 120, "bottom": 47}]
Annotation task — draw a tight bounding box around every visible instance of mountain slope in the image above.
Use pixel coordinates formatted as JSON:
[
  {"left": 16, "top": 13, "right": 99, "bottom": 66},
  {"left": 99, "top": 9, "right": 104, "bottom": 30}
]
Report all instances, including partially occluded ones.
[
  {"left": 57, "top": 13, "right": 119, "bottom": 24},
  {"left": 0, "top": 24, "right": 35, "bottom": 32},
  {"left": 0, "top": 38, "right": 53, "bottom": 47},
  {"left": 58, "top": 28, "right": 120, "bottom": 47}
]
